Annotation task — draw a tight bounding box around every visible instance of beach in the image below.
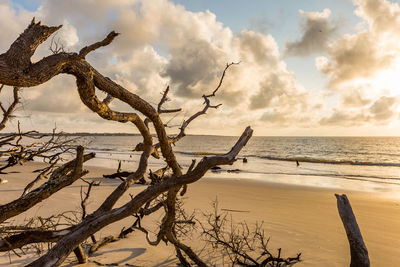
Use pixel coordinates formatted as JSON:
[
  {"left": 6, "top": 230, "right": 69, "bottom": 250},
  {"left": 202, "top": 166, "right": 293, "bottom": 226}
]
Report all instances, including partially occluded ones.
[{"left": 1, "top": 162, "right": 400, "bottom": 266}]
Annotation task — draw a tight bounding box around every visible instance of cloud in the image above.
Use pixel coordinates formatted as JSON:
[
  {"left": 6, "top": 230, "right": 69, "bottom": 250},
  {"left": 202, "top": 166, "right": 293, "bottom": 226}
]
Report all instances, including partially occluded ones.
[
  {"left": 355, "top": 0, "right": 400, "bottom": 34},
  {"left": 285, "top": 9, "right": 337, "bottom": 57},
  {"left": 230, "top": 31, "right": 311, "bottom": 124},
  {"left": 317, "top": 0, "right": 400, "bottom": 88},
  {"left": 22, "top": 75, "right": 86, "bottom": 113},
  {"left": 236, "top": 31, "right": 279, "bottom": 67},
  {"left": 103, "top": 0, "right": 312, "bottom": 126},
  {"left": 0, "top": 0, "right": 332, "bottom": 132},
  {"left": 0, "top": 1, "right": 34, "bottom": 51},
  {"left": 342, "top": 87, "right": 371, "bottom": 107},
  {"left": 313, "top": 0, "right": 400, "bottom": 127},
  {"left": 319, "top": 110, "right": 369, "bottom": 126},
  {"left": 320, "top": 95, "right": 398, "bottom": 125},
  {"left": 56, "top": 20, "right": 79, "bottom": 49},
  {"left": 107, "top": 45, "right": 168, "bottom": 100},
  {"left": 316, "top": 31, "right": 394, "bottom": 88},
  {"left": 162, "top": 39, "right": 226, "bottom": 98},
  {"left": 369, "top": 95, "right": 398, "bottom": 121}
]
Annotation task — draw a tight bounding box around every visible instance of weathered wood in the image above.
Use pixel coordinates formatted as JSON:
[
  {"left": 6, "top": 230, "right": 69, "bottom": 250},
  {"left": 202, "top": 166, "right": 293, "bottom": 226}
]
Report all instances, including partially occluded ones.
[
  {"left": 73, "top": 244, "right": 87, "bottom": 264},
  {"left": 0, "top": 87, "right": 19, "bottom": 131},
  {"left": 0, "top": 228, "right": 73, "bottom": 252},
  {"left": 0, "top": 19, "right": 253, "bottom": 267},
  {"left": 0, "top": 147, "right": 94, "bottom": 224},
  {"left": 26, "top": 127, "right": 252, "bottom": 267},
  {"left": 335, "top": 194, "right": 370, "bottom": 267}
]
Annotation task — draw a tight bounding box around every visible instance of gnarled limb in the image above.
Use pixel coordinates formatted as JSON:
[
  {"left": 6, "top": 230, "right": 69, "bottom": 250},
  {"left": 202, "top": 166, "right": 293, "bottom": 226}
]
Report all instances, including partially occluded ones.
[
  {"left": 79, "top": 31, "right": 119, "bottom": 58},
  {"left": 0, "top": 20, "right": 181, "bottom": 177},
  {"left": 4, "top": 18, "right": 62, "bottom": 70},
  {"left": 0, "top": 20, "right": 254, "bottom": 266}
]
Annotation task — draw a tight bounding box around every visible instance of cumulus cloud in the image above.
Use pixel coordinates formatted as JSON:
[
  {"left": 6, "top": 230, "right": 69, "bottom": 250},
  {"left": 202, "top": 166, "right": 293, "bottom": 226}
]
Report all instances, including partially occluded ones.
[
  {"left": 354, "top": 0, "right": 400, "bottom": 34},
  {"left": 312, "top": 0, "right": 400, "bottom": 128},
  {"left": 318, "top": 0, "right": 400, "bottom": 88},
  {"left": 104, "top": 0, "right": 312, "bottom": 125},
  {"left": 319, "top": 110, "right": 369, "bottom": 126},
  {"left": 342, "top": 87, "right": 371, "bottom": 107},
  {"left": 226, "top": 31, "right": 311, "bottom": 125},
  {"left": 285, "top": 9, "right": 337, "bottom": 57},
  {"left": 369, "top": 95, "right": 398, "bottom": 121},
  {"left": 316, "top": 31, "right": 394, "bottom": 88},
  {"left": 162, "top": 39, "right": 226, "bottom": 98},
  {"left": 320, "top": 95, "right": 398, "bottom": 125},
  {"left": 8, "top": 0, "right": 391, "bottom": 132},
  {"left": 23, "top": 75, "right": 85, "bottom": 113},
  {"left": 0, "top": 1, "right": 33, "bottom": 51},
  {"left": 56, "top": 20, "right": 79, "bottom": 49}
]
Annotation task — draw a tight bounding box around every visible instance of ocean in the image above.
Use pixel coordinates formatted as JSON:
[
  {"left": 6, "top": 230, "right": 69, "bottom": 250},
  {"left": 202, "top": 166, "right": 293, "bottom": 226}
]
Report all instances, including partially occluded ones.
[{"left": 79, "top": 135, "right": 400, "bottom": 194}]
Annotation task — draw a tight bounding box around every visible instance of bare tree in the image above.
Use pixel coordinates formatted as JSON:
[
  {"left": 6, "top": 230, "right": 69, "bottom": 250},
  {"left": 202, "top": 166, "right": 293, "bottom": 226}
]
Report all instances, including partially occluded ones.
[{"left": 0, "top": 18, "right": 254, "bottom": 266}]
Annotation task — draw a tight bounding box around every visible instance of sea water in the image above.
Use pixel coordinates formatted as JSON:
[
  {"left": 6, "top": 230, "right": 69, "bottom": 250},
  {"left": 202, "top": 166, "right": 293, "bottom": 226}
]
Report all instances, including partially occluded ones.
[{"left": 79, "top": 135, "right": 400, "bottom": 194}]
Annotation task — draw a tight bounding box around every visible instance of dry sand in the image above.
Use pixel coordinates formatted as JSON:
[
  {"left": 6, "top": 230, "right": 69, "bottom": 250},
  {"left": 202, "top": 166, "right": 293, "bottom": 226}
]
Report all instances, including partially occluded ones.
[{"left": 1, "top": 162, "right": 400, "bottom": 266}]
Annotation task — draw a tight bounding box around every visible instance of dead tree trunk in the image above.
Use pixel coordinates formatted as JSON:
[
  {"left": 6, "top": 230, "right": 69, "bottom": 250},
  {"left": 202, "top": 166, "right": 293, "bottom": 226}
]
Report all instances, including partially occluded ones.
[{"left": 335, "top": 194, "right": 370, "bottom": 267}]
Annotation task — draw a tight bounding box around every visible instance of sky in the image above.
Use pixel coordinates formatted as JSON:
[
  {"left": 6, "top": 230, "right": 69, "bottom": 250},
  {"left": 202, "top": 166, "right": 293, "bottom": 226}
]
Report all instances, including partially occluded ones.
[{"left": 1, "top": 0, "right": 400, "bottom": 136}]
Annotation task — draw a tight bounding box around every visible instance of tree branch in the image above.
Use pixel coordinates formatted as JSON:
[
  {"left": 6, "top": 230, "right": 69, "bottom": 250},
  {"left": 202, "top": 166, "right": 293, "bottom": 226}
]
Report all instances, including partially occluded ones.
[
  {"left": 0, "top": 147, "right": 94, "bottom": 224},
  {"left": 157, "top": 86, "right": 182, "bottom": 114},
  {"left": 79, "top": 31, "right": 119, "bottom": 58},
  {"left": 0, "top": 87, "right": 19, "bottom": 130},
  {"left": 27, "top": 126, "right": 252, "bottom": 266}
]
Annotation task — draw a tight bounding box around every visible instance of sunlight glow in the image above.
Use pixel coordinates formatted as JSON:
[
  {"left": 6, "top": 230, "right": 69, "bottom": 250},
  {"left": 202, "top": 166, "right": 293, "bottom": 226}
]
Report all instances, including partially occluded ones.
[{"left": 373, "top": 56, "right": 400, "bottom": 97}]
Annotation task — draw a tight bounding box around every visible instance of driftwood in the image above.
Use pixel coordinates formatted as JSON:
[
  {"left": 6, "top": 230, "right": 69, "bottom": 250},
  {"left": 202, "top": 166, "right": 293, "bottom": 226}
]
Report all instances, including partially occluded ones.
[
  {"left": 335, "top": 194, "right": 370, "bottom": 267},
  {"left": 0, "top": 18, "right": 254, "bottom": 266},
  {"left": 0, "top": 147, "right": 94, "bottom": 224},
  {"left": 103, "top": 161, "right": 146, "bottom": 184}
]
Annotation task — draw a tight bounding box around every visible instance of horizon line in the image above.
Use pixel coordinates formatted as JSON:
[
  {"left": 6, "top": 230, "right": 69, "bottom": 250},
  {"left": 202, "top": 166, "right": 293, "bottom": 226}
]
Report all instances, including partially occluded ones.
[{"left": 1, "top": 132, "right": 399, "bottom": 138}]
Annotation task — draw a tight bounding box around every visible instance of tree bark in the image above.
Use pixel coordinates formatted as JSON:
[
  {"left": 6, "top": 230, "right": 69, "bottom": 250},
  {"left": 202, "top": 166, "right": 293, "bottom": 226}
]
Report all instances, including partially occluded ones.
[
  {"left": 73, "top": 244, "right": 87, "bottom": 264},
  {"left": 0, "top": 19, "right": 253, "bottom": 267},
  {"left": 0, "top": 147, "right": 94, "bottom": 224}
]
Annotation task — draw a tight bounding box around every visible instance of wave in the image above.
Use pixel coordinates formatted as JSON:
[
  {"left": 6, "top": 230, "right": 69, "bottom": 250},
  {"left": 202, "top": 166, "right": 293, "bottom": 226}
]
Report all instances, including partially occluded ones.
[
  {"left": 85, "top": 147, "right": 400, "bottom": 168},
  {"left": 258, "top": 171, "right": 400, "bottom": 186},
  {"left": 248, "top": 155, "right": 400, "bottom": 167},
  {"left": 86, "top": 147, "right": 133, "bottom": 155},
  {"left": 210, "top": 168, "right": 400, "bottom": 186},
  {"left": 87, "top": 147, "right": 115, "bottom": 152},
  {"left": 176, "top": 151, "right": 224, "bottom": 156},
  {"left": 175, "top": 151, "right": 400, "bottom": 167}
]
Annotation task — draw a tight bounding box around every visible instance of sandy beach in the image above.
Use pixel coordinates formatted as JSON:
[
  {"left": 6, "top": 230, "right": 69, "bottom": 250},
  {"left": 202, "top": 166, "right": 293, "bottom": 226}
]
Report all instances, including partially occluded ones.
[{"left": 1, "top": 162, "right": 400, "bottom": 266}]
